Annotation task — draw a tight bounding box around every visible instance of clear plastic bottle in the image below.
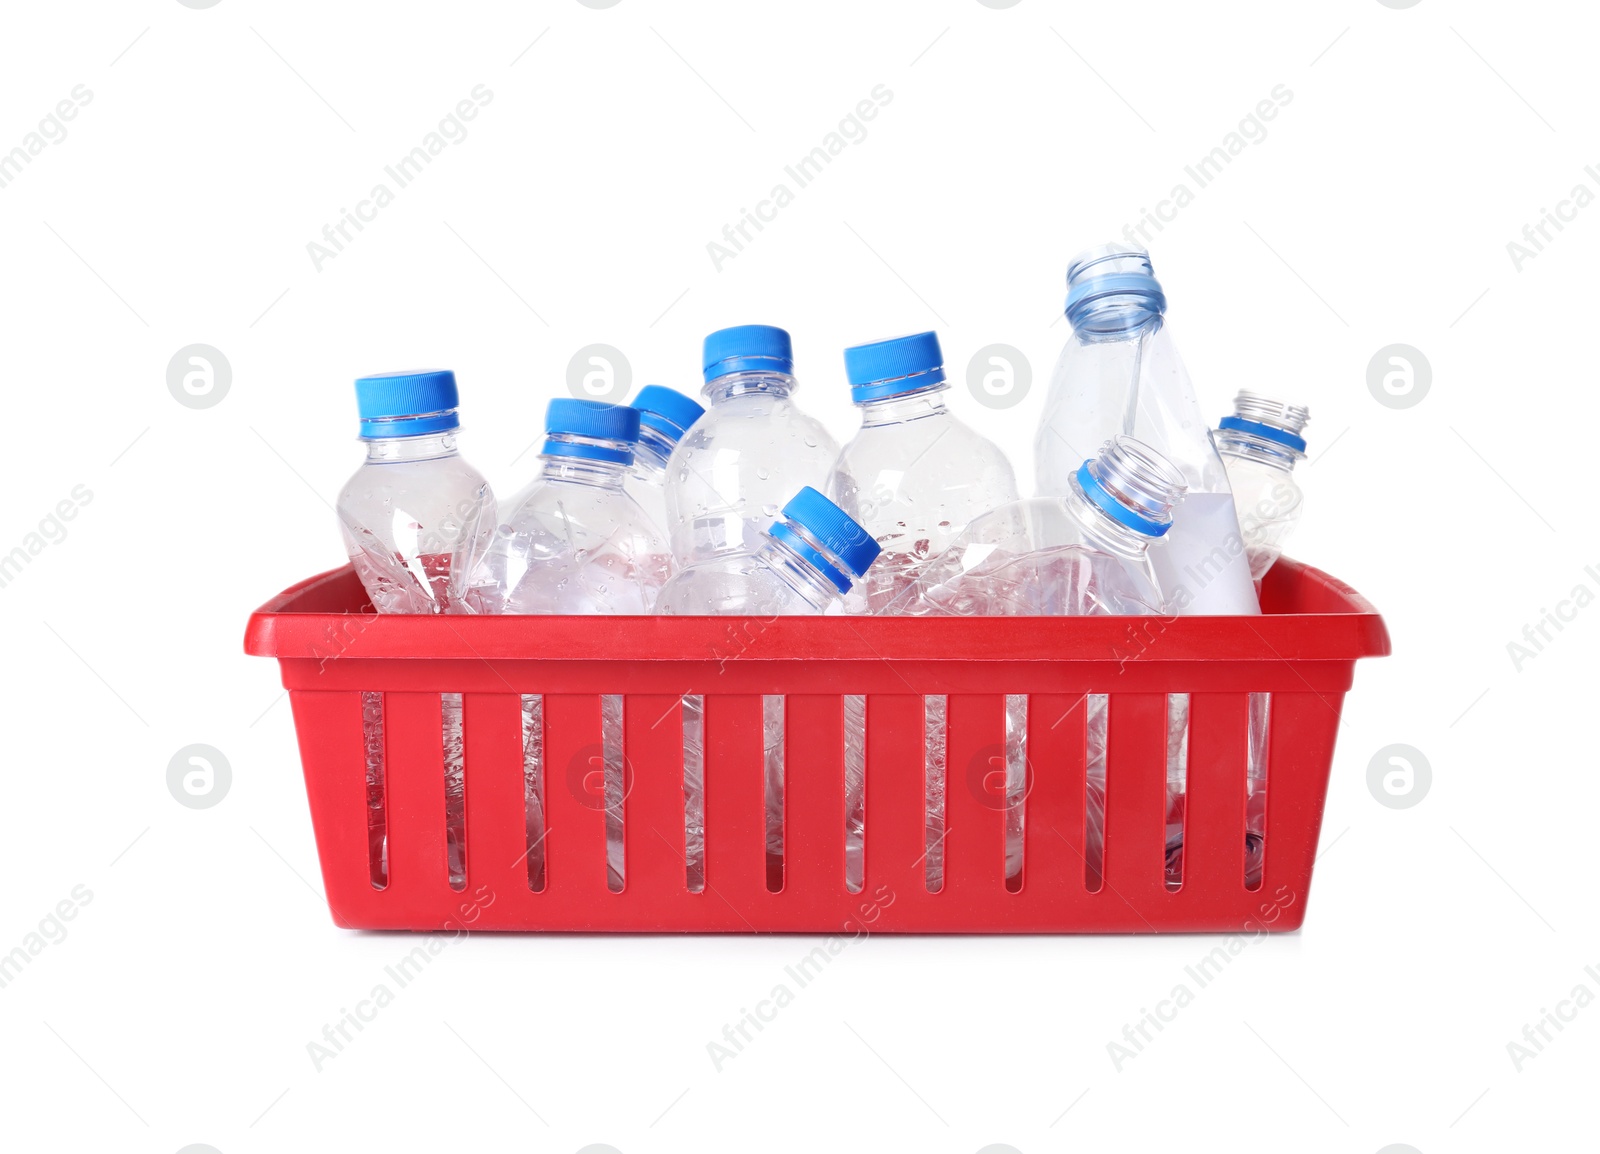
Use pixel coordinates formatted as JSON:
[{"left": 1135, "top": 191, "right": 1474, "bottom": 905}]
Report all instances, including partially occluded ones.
[
  {"left": 1215, "top": 390, "right": 1310, "bottom": 582},
  {"left": 912, "top": 435, "right": 1186, "bottom": 884},
  {"left": 657, "top": 487, "right": 880, "bottom": 892},
  {"left": 910, "top": 435, "right": 1186, "bottom": 617},
  {"left": 1034, "top": 244, "right": 1259, "bottom": 616},
  {"left": 1215, "top": 391, "right": 1310, "bottom": 890},
  {"left": 625, "top": 385, "right": 705, "bottom": 540},
  {"left": 336, "top": 369, "right": 495, "bottom": 615},
  {"left": 655, "top": 486, "right": 880, "bottom": 616},
  {"left": 478, "top": 400, "right": 673, "bottom": 614},
  {"left": 665, "top": 325, "right": 841, "bottom": 566},
  {"left": 826, "top": 331, "right": 1019, "bottom": 614}
]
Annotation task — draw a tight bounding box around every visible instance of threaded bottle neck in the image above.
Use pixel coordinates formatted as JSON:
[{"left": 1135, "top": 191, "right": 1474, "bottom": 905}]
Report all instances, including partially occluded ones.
[
  {"left": 1064, "top": 244, "right": 1167, "bottom": 337},
  {"left": 1215, "top": 391, "right": 1310, "bottom": 470}
]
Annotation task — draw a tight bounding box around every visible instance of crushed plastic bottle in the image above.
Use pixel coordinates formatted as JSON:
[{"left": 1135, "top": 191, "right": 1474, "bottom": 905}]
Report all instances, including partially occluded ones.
[
  {"left": 478, "top": 399, "right": 673, "bottom": 614},
  {"left": 910, "top": 435, "right": 1186, "bottom": 617},
  {"left": 1216, "top": 391, "right": 1310, "bottom": 890},
  {"left": 664, "top": 325, "right": 841, "bottom": 566},
  {"left": 1216, "top": 390, "right": 1310, "bottom": 583},
  {"left": 1034, "top": 244, "right": 1259, "bottom": 616},
  {"left": 657, "top": 486, "right": 879, "bottom": 891},
  {"left": 337, "top": 370, "right": 496, "bottom": 615},
  {"left": 827, "top": 331, "right": 1019, "bottom": 614},
  {"left": 656, "top": 485, "right": 880, "bottom": 616}
]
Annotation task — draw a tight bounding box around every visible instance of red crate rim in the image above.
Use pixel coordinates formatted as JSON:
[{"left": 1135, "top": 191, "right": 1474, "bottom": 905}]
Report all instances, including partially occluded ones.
[{"left": 244, "top": 556, "right": 1390, "bottom": 664}]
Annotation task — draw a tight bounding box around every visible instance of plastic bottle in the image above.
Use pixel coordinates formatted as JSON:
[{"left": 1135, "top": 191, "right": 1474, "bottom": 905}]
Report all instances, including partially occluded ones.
[
  {"left": 1215, "top": 390, "right": 1310, "bottom": 583},
  {"left": 910, "top": 435, "right": 1186, "bottom": 617},
  {"left": 1215, "top": 391, "right": 1310, "bottom": 890},
  {"left": 656, "top": 487, "right": 880, "bottom": 894},
  {"left": 1034, "top": 244, "right": 1259, "bottom": 616},
  {"left": 655, "top": 486, "right": 880, "bottom": 616},
  {"left": 337, "top": 369, "right": 496, "bottom": 615},
  {"left": 478, "top": 399, "right": 673, "bottom": 614},
  {"left": 911, "top": 435, "right": 1186, "bottom": 886},
  {"left": 626, "top": 385, "right": 705, "bottom": 540},
  {"left": 665, "top": 325, "right": 841, "bottom": 566},
  {"left": 826, "top": 331, "right": 1019, "bottom": 614}
]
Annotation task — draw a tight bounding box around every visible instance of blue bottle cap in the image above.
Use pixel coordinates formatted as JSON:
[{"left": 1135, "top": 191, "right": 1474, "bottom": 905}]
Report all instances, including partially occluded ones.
[
  {"left": 703, "top": 324, "right": 794, "bottom": 384},
  {"left": 630, "top": 385, "right": 705, "bottom": 442},
  {"left": 355, "top": 369, "right": 461, "bottom": 439},
  {"left": 542, "top": 399, "right": 640, "bottom": 465},
  {"left": 767, "top": 486, "right": 882, "bottom": 593},
  {"left": 843, "top": 331, "right": 947, "bottom": 404}
]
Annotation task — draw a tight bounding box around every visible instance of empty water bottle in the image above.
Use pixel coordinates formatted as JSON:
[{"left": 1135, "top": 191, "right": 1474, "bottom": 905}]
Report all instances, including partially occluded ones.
[
  {"left": 1216, "top": 391, "right": 1310, "bottom": 582},
  {"left": 478, "top": 399, "right": 673, "bottom": 614},
  {"left": 911, "top": 435, "right": 1186, "bottom": 617},
  {"left": 827, "top": 331, "right": 1019, "bottom": 614},
  {"left": 910, "top": 435, "right": 1186, "bottom": 884},
  {"left": 1034, "top": 245, "right": 1258, "bottom": 616},
  {"left": 626, "top": 385, "right": 705, "bottom": 539},
  {"left": 665, "top": 325, "right": 841, "bottom": 566},
  {"left": 337, "top": 369, "right": 496, "bottom": 615},
  {"left": 1215, "top": 391, "right": 1310, "bottom": 890},
  {"left": 656, "top": 486, "right": 880, "bottom": 615},
  {"left": 657, "top": 487, "right": 880, "bottom": 894}
]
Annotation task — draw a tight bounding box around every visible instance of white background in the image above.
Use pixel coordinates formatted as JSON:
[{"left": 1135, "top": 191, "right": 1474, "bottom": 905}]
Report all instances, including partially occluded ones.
[{"left": 0, "top": 1, "right": 1593, "bottom": 1150}]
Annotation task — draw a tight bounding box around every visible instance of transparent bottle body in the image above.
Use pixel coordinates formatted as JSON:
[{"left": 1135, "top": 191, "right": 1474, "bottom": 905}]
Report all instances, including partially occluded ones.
[
  {"left": 655, "top": 533, "right": 844, "bottom": 884},
  {"left": 624, "top": 429, "right": 675, "bottom": 543},
  {"left": 654, "top": 537, "right": 841, "bottom": 616},
  {"left": 907, "top": 490, "right": 1166, "bottom": 618},
  {"left": 336, "top": 432, "right": 496, "bottom": 615},
  {"left": 1223, "top": 452, "right": 1304, "bottom": 582},
  {"left": 827, "top": 389, "right": 1019, "bottom": 615},
  {"left": 664, "top": 373, "right": 841, "bottom": 566},
  {"left": 1035, "top": 320, "right": 1258, "bottom": 615},
  {"left": 478, "top": 459, "right": 673, "bottom": 614}
]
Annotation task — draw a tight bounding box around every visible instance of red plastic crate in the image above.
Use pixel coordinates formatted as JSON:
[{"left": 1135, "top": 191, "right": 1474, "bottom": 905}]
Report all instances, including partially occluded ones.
[{"left": 245, "top": 557, "right": 1388, "bottom": 933}]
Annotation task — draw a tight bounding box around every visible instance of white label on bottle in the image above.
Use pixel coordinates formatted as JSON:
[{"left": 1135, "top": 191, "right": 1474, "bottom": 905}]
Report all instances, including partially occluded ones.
[{"left": 1148, "top": 492, "right": 1261, "bottom": 615}]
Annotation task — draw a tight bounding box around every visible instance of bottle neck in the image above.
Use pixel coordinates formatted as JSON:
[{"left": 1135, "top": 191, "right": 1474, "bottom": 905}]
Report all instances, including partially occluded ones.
[
  {"left": 703, "top": 371, "right": 797, "bottom": 404},
  {"left": 1074, "top": 309, "right": 1164, "bottom": 344},
  {"left": 856, "top": 385, "right": 949, "bottom": 428},
  {"left": 1063, "top": 475, "right": 1159, "bottom": 558},
  {"left": 1216, "top": 432, "right": 1301, "bottom": 472},
  {"left": 539, "top": 454, "right": 629, "bottom": 488},
  {"left": 632, "top": 426, "right": 678, "bottom": 471},
  {"left": 364, "top": 431, "right": 460, "bottom": 462},
  {"left": 757, "top": 533, "right": 844, "bottom": 609}
]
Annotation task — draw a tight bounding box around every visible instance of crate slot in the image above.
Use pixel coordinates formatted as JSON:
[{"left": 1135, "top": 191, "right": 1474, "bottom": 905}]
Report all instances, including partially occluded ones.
[
  {"left": 763, "top": 695, "right": 785, "bottom": 893},
  {"left": 602, "top": 694, "right": 625, "bottom": 894},
  {"left": 521, "top": 694, "right": 546, "bottom": 892},
  {"left": 361, "top": 690, "right": 388, "bottom": 890},
  {"left": 1246, "top": 692, "right": 1270, "bottom": 891},
  {"left": 682, "top": 694, "right": 705, "bottom": 893},
  {"left": 924, "top": 695, "right": 948, "bottom": 894},
  {"left": 843, "top": 695, "right": 865, "bottom": 894},
  {"left": 442, "top": 692, "right": 467, "bottom": 891},
  {"left": 1165, "top": 693, "right": 1190, "bottom": 892}
]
